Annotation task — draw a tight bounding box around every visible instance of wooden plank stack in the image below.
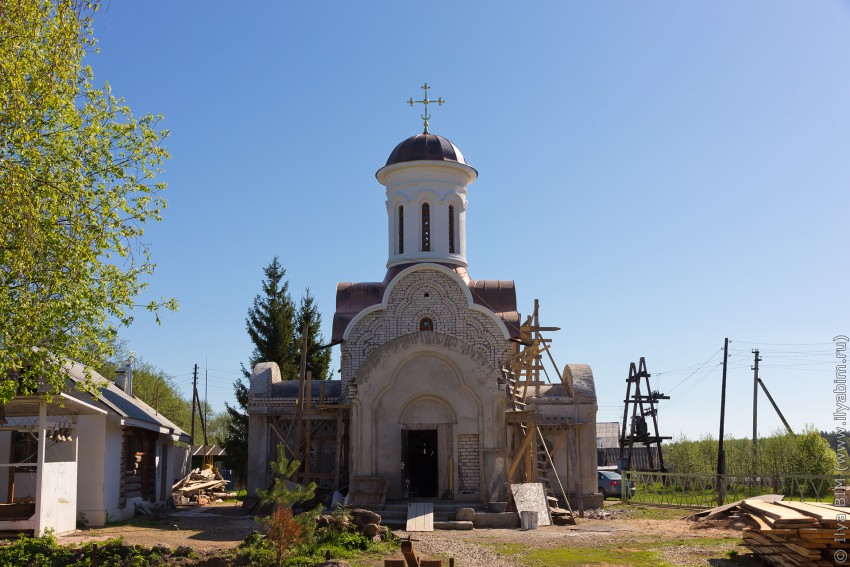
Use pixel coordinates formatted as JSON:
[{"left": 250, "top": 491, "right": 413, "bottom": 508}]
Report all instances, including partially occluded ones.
[
  {"left": 735, "top": 499, "right": 850, "bottom": 566},
  {"left": 172, "top": 468, "right": 233, "bottom": 505},
  {"left": 348, "top": 476, "right": 389, "bottom": 508}
]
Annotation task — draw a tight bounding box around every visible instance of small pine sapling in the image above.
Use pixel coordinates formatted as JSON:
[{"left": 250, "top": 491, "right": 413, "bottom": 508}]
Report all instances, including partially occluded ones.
[{"left": 257, "top": 444, "right": 318, "bottom": 566}]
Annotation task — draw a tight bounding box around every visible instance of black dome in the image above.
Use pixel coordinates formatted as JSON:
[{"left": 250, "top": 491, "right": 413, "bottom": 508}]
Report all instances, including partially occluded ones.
[{"left": 385, "top": 133, "right": 468, "bottom": 167}]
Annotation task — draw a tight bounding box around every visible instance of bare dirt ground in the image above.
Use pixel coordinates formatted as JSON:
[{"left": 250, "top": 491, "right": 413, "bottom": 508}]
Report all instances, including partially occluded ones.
[
  {"left": 58, "top": 502, "right": 258, "bottom": 556},
  {"left": 56, "top": 502, "right": 748, "bottom": 566}
]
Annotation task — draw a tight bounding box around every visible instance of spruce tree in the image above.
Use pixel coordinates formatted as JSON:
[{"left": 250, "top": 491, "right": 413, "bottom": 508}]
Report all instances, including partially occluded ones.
[
  {"left": 222, "top": 256, "right": 296, "bottom": 484},
  {"left": 294, "top": 288, "right": 332, "bottom": 381},
  {"left": 222, "top": 258, "right": 335, "bottom": 484},
  {"left": 246, "top": 256, "right": 298, "bottom": 378}
]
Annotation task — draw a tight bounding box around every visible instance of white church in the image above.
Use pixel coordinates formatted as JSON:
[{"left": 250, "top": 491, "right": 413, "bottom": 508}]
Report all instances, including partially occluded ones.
[{"left": 248, "top": 89, "right": 600, "bottom": 514}]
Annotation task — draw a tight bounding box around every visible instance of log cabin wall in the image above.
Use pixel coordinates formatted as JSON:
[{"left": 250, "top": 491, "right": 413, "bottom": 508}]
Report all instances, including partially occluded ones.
[{"left": 120, "top": 428, "right": 158, "bottom": 505}]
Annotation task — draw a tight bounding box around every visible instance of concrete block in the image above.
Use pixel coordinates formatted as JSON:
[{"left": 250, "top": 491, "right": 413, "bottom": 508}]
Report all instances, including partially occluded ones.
[
  {"left": 472, "top": 512, "right": 520, "bottom": 529},
  {"left": 455, "top": 507, "right": 475, "bottom": 522},
  {"left": 433, "top": 520, "right": 474, "bottom": 530}
]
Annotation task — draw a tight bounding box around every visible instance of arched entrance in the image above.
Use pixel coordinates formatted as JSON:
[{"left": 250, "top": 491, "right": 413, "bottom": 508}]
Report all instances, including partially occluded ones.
[{"left": 400, "top": 396, "right": 455, "bottom": 499}]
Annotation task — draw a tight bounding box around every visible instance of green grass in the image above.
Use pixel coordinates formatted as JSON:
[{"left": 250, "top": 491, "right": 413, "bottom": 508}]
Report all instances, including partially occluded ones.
[
  {"left": 605, "top": 502, "right": 693, "bottom": 520},
  {"left": 495, "top": 544, "right": 665, "bottom": 567},
  {"left": 496, "top": 540, "right": 750, "bottom": 567},
  {"left": 487, "top": 531, "right": 745, "bottom": 567},
  {"left": 625, "top": 479, "right": 836, "bottom": 507}
]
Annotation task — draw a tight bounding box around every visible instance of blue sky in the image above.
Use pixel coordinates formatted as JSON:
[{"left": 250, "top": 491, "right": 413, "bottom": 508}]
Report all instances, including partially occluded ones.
[{"left": 87, "top": 1, "right": 850, "bottom": 439}]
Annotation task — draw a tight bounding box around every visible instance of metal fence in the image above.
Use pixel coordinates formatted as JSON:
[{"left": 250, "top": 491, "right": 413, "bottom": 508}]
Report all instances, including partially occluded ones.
[{"left": 621, "top": 471, "right": 843, "bottom": 508}]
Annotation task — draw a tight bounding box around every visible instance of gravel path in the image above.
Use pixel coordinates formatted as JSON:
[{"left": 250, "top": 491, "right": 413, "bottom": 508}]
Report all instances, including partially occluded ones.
[{"left": 397, "top": 530, "right": 521, "bottom": 567}]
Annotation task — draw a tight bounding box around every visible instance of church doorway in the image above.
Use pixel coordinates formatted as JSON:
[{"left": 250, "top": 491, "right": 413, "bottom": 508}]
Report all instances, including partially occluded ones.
[{"left": 404, "top": 429, "right": 439, "bottom": 498}]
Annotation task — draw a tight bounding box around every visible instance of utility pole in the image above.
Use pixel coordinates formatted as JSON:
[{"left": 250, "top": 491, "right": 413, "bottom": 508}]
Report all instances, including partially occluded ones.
[
  {"left": 752, "top": 349, "right": 761, "bottom": 449},
  {"left": 717, "top": 338, "right": 729, "bottom": 506},
  {"left": 191, "top": 364, "right": 198, "bottom": 445},
  {"left": 204, "top": 358, "right": 208, "bottom": 432}
]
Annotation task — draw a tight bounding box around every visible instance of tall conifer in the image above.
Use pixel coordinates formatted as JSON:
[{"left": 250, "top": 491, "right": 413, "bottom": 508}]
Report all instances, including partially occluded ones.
[
  {"left": 294, "top": 289, "right": 332, "bottom": 381},
  {"left": 221, "top": 258, "right": 333, "bottom": 484},
  {"left": 246, "top": 256, "right": 297, "bottom": 378}
]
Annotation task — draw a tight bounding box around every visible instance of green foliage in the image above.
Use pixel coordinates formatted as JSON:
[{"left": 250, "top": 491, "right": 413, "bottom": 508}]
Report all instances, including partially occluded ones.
[
  {"left": 220, "top": 376, "right": 249, "bottom": 483},
  {"left": 0, "top": 0, "right": 174, "bottom": 404},
  {"left": 0, "top": 534, "right": 169, "bottom": 566},
  {"left": 664, "top": 427, "right": 838, "bottom": 476},
  {"left": 236, "top": 519, "right": 397, "bottom": 567},
  {"left": 243, "top": 257, "right": 333, "bottom": 381},
  {"left": 99, "top": 357, "right": 189, "bottom": 427},
  {"left": 257, "top": 445, "right": 316, "bottom": 509},
  {"left": 224, "top": 258, "right": 333, "bottom": 482},
  {"left": 247, "top": 256, "right": 298, "bottom": 379},
  {"left": 295, "top": 289, "right": 332, "bottom": 382},
  {"left": 255, "top": 446, "right": 322, "bottom": 567}
]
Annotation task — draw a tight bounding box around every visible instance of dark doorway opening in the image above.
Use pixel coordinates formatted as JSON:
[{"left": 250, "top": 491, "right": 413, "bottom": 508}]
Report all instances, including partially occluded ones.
[{"left": 406, "top": 429, "right": 438, "bottom": 498}]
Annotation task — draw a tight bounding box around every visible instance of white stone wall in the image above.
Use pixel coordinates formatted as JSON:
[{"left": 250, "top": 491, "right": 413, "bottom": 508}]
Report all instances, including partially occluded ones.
[{"left": 341, "top": 267, "right": 513, "bottom": 382}]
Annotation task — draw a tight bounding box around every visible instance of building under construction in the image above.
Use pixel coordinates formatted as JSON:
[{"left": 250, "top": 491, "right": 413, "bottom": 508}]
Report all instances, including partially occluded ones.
[{"left": 247, "top": 110, "right": 600, "bottom": 516}]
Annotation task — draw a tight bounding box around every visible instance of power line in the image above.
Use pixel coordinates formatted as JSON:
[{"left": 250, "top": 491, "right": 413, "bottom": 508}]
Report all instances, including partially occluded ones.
[
  {"left": 665, "top": 348, "right": 723, "bottom": 396},
  {"left": 663, "top": 364, "right": 721, "bottom": 408},
  {"left": 731, "top": 340, "right": 835, "bottom": 346}
]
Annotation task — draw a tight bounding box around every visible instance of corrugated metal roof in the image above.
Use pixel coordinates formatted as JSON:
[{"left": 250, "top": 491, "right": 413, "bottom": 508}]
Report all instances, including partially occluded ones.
[
  {"left": 64, "top": 362, "right": 191, "bottom": 443},
  {"left": 189, "top": 444, "right": 226, "bottom": 457}
]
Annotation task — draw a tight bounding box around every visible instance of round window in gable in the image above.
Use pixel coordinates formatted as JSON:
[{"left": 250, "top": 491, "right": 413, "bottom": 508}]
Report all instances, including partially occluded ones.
[{"left": 419, "top": 317, "right": 433, "bottom": 332}]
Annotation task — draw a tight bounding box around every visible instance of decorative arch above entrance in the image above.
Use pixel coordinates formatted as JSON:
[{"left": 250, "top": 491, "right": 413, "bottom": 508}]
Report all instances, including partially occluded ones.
[{"left": 399, "top": 395, "right": 457, "bottom": 425}]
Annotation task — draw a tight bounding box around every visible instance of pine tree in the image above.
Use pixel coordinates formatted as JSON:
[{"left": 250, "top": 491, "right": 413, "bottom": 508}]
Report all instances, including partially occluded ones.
[
  {"left": 246, "top": 256, "right": 297, "bottom": 378},
  {"left": 294, "top": 288, "right": 332, "bottom": 381},
  {"left": 222, "top": 257, "right": 295, "bottom": 485},
  {"left": 221, "top": 258, "right": 334, "bottom": 484}
]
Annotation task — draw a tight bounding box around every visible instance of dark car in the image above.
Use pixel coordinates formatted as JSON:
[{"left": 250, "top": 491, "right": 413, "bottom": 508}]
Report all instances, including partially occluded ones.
[{"left": 598, "top": 470, "right": 635, "bottom": 499}]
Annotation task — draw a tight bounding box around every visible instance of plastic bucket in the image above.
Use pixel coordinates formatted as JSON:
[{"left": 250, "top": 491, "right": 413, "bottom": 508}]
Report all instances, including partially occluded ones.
[{"left": 520, "top": 510, "right": 538, "bottom": 530}]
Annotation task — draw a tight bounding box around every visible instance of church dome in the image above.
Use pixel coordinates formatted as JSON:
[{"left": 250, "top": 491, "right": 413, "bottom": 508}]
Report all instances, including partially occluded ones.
[{"left": 384, "top": 133, "right": 469, "bottom": 167}]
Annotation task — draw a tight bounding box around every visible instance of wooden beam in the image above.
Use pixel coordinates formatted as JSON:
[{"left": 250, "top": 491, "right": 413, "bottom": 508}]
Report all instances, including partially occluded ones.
[
  {"left": 536, "top": 426, "right": 573, "bottom": 516},
  {"left": 333, "top": 411, "right": 343, "bottom": 491},
  {"left": 269, "top": 422, "right": 295, "bottom": 456},
  {"left": 304, "top": 419, "right": 312, "bottom": 478},
  {"left": 549, "top": 431, "right": 567, "bottom": 459},
  {"left": 507, "top": 428, "right": 535, "bottom": 481}
]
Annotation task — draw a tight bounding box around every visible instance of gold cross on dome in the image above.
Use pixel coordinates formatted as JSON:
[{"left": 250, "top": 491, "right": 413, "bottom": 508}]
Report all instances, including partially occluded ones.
[{"left": 407, "top": 83, "right": 444, "bottom": 134}]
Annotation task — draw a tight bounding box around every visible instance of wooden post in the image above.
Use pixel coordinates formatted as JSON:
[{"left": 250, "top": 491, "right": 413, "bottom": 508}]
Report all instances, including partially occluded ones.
[
  {"left": 507, "top": 429, "right": 535, "bottom": 482},
  {"left": 752, "top": 349, "right": 761, "bottom": 449},
  {"left": 401, "top": 540, "right": 420, "bottom": 567},
  {"left": 34, "top": 400, "right": 46, "bottom": 533},
  {"left": 717, "top": 337, "right": 729, "bottom": 506},
  {"left": 306, "top": 370, "right": 313, "bottom": 409},
  {"left": 333, "top": 411, "right": 343, "bottom": 491},
  {"left": 304, "top": 419, "right": 312, "bottom": 481},
  {"left": 293, "top": 323, "right": 310, "bottom": 479}
]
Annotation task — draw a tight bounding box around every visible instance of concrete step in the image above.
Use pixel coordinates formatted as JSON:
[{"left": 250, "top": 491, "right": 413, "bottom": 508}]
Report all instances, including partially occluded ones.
[{"left": 357, "top": 501, "right": 488, "bottom": 527}]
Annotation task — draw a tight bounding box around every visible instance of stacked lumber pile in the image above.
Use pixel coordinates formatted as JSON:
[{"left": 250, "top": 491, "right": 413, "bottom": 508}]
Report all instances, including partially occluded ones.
[
  {"left": 709, "top": 499, "right": 850, "bottom": 566},
  {"left": 172, "top": 468, "right": 235, "bottom": 505}
]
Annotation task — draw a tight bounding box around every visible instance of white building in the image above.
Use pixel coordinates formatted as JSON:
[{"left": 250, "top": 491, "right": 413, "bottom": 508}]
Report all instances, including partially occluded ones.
[{"left": 0, "top": 362, "right": 191, "bottom": 531}]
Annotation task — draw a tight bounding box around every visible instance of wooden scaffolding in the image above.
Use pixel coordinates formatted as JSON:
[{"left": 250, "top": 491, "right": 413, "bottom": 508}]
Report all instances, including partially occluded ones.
[
  {"left": 503, "top": 300, "right": 582, "bottom": 520},
  {"left": 269, "top": 325, "right": 350, "bottom": 492},
  {"left": 618, "top": 357, "right": 671, "bottom": 472}
]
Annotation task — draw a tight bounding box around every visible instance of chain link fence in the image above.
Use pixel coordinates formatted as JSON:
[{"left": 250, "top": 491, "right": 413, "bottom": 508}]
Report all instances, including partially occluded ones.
[{"left": 621, "top": 471, "right": 842, "bottom": 508}]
